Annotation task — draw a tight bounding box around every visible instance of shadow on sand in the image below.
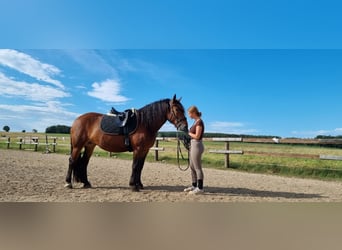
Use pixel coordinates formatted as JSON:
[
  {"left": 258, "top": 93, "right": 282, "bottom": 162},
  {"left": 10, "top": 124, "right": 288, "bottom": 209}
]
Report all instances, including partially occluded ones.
[
  {"left": 148, "top": 185, "right": 324, "bottom": 199},
  {"left": 94, "top": 185, "right": 323, "bottom": 200}
]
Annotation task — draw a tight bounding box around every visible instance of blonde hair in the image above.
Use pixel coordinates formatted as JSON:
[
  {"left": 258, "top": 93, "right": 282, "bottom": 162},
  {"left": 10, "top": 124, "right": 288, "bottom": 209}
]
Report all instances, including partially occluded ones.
[{"left": 188, "top": 106, "right": 202, "bottom": 117}]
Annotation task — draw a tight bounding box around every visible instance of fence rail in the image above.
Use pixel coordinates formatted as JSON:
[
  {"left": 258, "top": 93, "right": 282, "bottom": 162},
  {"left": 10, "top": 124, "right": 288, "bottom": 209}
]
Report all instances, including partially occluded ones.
[
  {"left": 209, "top": 137, "right": 342, "bottom": 167},
  {"left": 2, "top": 136, "right": 57, "bottom": 152},
  {"left": 209, "top": 138, "right": 244, "bottom": 168},
  {"left": 2, "top": 136, "right": 342, "bottom": 167}
]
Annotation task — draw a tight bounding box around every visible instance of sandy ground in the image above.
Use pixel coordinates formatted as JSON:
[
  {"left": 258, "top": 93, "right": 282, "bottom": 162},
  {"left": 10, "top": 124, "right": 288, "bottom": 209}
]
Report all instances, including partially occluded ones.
[{"left": 1, "top": 149, "right": 342, "bottom": 202}]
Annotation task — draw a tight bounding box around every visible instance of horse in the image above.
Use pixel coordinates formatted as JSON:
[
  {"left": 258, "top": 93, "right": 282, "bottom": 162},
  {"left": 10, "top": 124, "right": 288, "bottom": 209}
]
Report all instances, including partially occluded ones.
[{"left": 65, "top": 95, "right": 188, "bottom": 191}]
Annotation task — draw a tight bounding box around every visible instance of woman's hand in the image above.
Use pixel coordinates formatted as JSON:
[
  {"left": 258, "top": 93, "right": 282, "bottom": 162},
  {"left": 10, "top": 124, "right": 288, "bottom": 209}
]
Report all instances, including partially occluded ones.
[{"left": 188, "top": 132, "right": 194, "bottom": 139}]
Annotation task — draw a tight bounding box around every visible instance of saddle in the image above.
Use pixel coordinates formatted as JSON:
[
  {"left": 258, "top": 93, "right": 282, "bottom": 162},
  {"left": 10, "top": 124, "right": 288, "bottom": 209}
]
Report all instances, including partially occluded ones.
[
  {"left": 100, "top": 108, "right": 138, "bottom": 151},
  {"left": 108, "top": 107, "right": 131, "bottom": 127}
]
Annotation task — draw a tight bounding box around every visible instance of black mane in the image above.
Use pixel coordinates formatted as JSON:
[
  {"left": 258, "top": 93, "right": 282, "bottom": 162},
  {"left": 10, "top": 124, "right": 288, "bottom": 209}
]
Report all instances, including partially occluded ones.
[{"left": 138, "top": 99, "right": 170, "bottom": 131}]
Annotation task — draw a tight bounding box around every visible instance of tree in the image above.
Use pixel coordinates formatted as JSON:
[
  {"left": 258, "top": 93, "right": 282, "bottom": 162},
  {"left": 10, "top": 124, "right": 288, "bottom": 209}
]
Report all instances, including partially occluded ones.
[
  {"left": 45, "top": 125, "right": 71, "bottom": 134},
  {"left": 32, "top": 129, "right": 38, "bottom": 133},
  {"left": 3, "top": 125, "right": 10, "bottom": 132}
]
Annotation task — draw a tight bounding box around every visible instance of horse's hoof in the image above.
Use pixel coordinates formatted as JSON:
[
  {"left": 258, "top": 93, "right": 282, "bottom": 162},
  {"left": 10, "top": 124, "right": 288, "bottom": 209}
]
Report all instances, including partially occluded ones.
[
  {"left": 83, "top": 183, "right": 92, "bottom": 189},
  {"left": 64, "top": 183, "right": 73, "bottom": 189}
]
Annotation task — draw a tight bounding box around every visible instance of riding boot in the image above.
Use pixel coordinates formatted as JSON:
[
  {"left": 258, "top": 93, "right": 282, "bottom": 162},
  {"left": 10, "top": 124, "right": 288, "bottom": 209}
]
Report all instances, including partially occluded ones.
[{"left": 198, "top": 179, "right": 203, "bottom": 190}]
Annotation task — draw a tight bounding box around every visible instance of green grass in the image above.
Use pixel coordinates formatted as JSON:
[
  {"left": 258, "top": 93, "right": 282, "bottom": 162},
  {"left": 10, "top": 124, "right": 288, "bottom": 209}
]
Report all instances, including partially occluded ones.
[{"left": 2, "top": 132, "right": 342, "bottom": 181}]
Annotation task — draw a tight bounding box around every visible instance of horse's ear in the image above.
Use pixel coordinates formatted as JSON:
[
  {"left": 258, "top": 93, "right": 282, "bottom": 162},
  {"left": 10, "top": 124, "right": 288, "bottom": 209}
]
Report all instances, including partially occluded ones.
[
  {"left": 172, "top": 94, "right": 181, "bottom": 102},
  {"left": 172, "top": 94, "right": 177, "bottom": 102}
]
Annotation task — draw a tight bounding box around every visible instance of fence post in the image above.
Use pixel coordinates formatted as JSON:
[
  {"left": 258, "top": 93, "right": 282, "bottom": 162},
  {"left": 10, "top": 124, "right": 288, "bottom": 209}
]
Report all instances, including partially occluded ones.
[
  {"left": 33, "top": 138, "right": 38, "bottom": 152},
  {"left": 7, "top": 137, "right": 10, "bottom": 149},
  {"left": 210, "top": 138, "right": 243, "bottom": 168},
  {"left": 155, "top": 139, "right": 159, "bottom": 161},
  {"left": 225, "top": 141, "right": 230, "bottom": 168},
  {"left": 19, "top": 138, "right": 23, "bottom": 150},
  {"left": 52, "top": 137, "right": 56, "bottom": 152}
]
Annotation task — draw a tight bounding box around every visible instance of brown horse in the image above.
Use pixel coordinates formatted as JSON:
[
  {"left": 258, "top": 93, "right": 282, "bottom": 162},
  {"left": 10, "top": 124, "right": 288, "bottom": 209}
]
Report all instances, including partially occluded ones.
[{"left": 65, "top": 95, "right": 188, "bottom": 191}]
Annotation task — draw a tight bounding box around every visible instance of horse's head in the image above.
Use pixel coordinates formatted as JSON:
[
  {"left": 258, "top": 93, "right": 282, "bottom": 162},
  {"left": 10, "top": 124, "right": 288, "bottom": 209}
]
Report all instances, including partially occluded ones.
[{"left": 168, "top": 94, "right": 188, "bottom": 133}]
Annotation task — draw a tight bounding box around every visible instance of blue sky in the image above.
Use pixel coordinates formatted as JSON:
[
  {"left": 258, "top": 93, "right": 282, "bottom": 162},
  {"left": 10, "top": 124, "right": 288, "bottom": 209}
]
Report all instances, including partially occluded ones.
[
  {"left": 1, "top": 49, "right": 342, "bottom": 138},
  {"left": 1, "top": 1, "right": 342, "bottom": 138},
  {"left": 1, "top": 0, "right": 342, "bottom": 49}
]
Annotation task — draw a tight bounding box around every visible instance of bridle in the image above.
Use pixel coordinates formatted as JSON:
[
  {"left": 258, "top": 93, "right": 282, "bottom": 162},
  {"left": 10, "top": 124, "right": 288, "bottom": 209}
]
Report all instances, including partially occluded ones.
[
  {"left": 168, "top": 101, "right": 190, "bottom": 171},
  {"left": 168, "top": 102, "right": 187, "bottom": 131}
]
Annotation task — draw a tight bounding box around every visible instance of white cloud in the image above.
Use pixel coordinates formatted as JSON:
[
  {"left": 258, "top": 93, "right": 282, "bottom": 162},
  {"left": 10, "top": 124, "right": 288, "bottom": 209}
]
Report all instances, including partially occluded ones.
[
  {"left": 122, "top": 58, "right": 188, "bottom": 86},
  {"left": 208, "top": 121, "right": 258, "bottom": 134},
  {"left": 0, "top": 72, "right": 69, "bottom": 102},
  {"left": 75, "top": 85, "right": 87, "bottom": 89},
  {"left": 0, "top": 50, "right": 78, "bottom": 132},
  {"left": 0, "top": 49, "right": 64, "bottom": 89},
  {"left": 64, "top": 50, "right": 118, "bottom": 78},
  {"left": 0, "top": 102, "right": 79, "bottom": 132},
  {"left": 0, "top": 101, "right": 75, "bottom": 115},
  {"left": 210, "top": 121, "right": 245, "bottom": 129},
  {"left": 87, "top": 79, "right": 130, "bottom": 103}
]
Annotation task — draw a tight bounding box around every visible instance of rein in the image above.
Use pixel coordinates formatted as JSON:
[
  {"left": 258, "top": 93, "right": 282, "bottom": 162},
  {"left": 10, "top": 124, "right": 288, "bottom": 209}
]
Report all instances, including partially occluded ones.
[{"left": 176, "top": 131, "right": 190, "bottom": 171}]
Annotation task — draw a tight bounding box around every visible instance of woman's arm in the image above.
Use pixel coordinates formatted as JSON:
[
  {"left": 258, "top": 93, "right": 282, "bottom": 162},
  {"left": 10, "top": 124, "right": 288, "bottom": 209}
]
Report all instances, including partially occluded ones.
[{"left": 189, "top": 125, "right": 203, "bottom": 140}]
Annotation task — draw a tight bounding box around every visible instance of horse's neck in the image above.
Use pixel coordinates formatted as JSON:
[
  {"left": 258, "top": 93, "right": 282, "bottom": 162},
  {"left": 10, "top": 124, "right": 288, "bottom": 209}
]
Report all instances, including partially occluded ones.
[
  {"left": 143, "top": 111, "right": 167, "bottom": 132},
  {"left": 154, "top": 115, "right": 168, "bottom": 131},
  {"left": 138, "top": 101, "right": 169, "bottom": 132}
]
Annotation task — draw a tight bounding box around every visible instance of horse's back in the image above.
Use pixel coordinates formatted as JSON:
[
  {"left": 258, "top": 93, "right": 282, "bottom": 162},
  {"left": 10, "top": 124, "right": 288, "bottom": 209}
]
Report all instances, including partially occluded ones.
[
  {"left": 70, "top": 112, "right": 130, "bottom": 152},
  {"left": 73, "top": 112, "right": 103, "bottom": 124},
  {"left": 71, "top": 112, "right": 103, "bottom": 136},
  {"left": 76, "top": 112, "right": 103, "bottom": 119}
]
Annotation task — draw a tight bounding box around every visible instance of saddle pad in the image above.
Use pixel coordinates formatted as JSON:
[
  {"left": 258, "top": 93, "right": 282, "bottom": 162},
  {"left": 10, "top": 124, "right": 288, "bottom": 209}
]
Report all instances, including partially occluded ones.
[{"left": 100, "top": 112, "right": 138, "bottom": 135}]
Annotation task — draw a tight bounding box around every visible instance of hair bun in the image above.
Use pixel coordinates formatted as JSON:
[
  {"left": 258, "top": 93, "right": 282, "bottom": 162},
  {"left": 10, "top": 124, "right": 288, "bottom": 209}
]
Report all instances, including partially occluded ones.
[{"left": 188, "top": 105, "right": 202, "bottom": 117}]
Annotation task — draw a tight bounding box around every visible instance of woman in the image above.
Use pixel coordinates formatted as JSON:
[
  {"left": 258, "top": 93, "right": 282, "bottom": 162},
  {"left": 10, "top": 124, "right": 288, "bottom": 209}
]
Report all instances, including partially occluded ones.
[{"left": 184, "top": 105, "right": 205, "bottom": 194}]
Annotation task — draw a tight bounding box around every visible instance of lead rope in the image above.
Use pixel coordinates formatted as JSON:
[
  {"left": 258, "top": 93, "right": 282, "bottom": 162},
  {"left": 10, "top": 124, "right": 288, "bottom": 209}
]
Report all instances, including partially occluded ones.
[{"left": 176, "top": 131, "right": 190, "bottom": 171}]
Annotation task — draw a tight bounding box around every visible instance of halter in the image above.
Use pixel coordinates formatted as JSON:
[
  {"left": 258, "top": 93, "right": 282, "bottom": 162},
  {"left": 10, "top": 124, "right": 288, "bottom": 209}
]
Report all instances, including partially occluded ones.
[
  {"left": 167, "top": 99, "right": 190, "bottom": 171},
  {"left": 168, "top": 101, "right": 187, "bottom": 131}
]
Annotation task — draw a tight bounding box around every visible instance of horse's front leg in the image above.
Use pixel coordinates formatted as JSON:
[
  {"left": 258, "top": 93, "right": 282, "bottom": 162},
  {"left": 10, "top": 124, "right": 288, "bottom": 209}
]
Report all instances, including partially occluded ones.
[{"left": 129, "top": 153, "right": 147, "bottom": 192}]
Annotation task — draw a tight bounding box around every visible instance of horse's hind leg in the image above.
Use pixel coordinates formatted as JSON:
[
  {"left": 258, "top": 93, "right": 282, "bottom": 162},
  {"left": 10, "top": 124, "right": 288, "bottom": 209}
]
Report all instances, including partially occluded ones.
[
  {"left": 65, "top": 146, "right": 81, "bottom": 188},
  {"left": 74, "top": 144, "right": 96, "bottom": 188}
]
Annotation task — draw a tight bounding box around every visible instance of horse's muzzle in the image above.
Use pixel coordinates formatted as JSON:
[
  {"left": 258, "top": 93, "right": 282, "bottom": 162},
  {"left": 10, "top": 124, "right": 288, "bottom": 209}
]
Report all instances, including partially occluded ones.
[{"left": 178, "top": 123, "right": 188, "bottom": 133}]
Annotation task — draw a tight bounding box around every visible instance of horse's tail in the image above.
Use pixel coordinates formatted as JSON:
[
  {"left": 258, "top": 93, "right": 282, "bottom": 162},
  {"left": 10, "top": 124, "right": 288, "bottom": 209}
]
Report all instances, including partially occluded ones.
[
  {"left": 68, "top": 135, "right": 78, "bottom": 182},
  {"left": 69, "top": 135, "right": 73, "bottom": 155},
  {"left": 69, "top": 134, "right": 84, "bottom": 183},
  {"left": 72, "top": 154, "right": 83, "bottom": 183}
]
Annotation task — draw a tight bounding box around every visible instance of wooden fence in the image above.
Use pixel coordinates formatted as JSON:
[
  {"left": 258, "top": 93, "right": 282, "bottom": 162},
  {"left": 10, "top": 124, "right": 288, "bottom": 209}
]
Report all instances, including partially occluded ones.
[
  {"left": 209, "top": 137, "right": 342, "bottom": 167},
  {"left": 2, "top": 136, "right": 342, "bottom": 167},
  {"left": 2, "top": 136, "right": 57, "bottom": 153},
  {"left": 1, "top": 136, "right": 166, "bottom": 160},
  {"left": 209, "top": 138, "right": 243, "bottom": 168},
  {"left": 109, "top": 137, "right": 165, "bottom": 160},
  {"left": 150, "top": 137, "right": 165, "bottom": 161}
]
